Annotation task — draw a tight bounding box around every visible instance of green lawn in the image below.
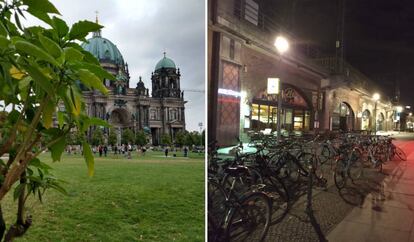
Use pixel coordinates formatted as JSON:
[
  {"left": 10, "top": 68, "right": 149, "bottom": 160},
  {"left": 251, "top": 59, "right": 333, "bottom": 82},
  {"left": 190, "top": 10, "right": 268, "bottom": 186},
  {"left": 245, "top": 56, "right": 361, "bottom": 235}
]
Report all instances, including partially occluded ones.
[{"left": 2, "top": 151, "right": 205, "bottom": 242}]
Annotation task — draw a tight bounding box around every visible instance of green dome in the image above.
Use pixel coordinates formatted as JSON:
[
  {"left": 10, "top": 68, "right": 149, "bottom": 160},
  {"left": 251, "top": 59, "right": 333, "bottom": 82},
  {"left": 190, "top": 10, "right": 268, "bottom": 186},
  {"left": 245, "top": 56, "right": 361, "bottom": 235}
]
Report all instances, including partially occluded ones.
[
  {"left": 81, "top": 36, "right": 124, "bottom": 65},
  {"left": 155, "top": 54, "right": 176, "bottom": 70}
]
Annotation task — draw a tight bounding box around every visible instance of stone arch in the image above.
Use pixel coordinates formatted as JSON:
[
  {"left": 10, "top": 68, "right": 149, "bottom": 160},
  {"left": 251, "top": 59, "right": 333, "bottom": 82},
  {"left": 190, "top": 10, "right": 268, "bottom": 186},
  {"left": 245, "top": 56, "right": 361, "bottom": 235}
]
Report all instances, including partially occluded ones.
[
  {"left": 361, "top": 109, "right": 371, "bottom": 130},
  {"left": 333, "top": 102, "right": 355, "bottom": 131},
  {"left": 109, "top": 108, "right": 131, "bottom": 126},
  {"left": 377, "top": 112, "right": 385, "bottom": 131}
]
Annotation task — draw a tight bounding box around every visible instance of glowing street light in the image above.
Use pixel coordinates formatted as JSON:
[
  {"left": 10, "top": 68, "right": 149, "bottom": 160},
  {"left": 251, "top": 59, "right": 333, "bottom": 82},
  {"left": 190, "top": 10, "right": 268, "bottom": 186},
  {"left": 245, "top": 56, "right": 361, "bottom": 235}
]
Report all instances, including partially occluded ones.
[
  {"left": 373, "top": 93, "right": 380, "bottom": 101},
  {"left": 274, "top": 36, "right": 289, "bottom": 54},
  {"left": 273, "top": 36, "right": 289, "bottom": 143},
  {"left": 396, "top": 106, "right": 403, "bottom": 132}
]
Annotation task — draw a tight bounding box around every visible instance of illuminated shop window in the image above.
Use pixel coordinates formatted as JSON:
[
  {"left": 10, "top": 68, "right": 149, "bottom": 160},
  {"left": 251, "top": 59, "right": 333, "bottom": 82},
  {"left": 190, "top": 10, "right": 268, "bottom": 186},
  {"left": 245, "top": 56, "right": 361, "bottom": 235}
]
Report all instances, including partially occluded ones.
[
  {"left": 304, "top": 111, "right": 310, "bottom": 130},
  {"left": 251, "top": 104, "right": 259, "bottom": 120},
  {"left": 270, "top": 106, "right": 277, "bottom": 124},
  {"left": 259, "top": 105, "right": 269, "bottom": 123},
  {"left": 293, "top": 110, "right": 303, "bottom": 130}
]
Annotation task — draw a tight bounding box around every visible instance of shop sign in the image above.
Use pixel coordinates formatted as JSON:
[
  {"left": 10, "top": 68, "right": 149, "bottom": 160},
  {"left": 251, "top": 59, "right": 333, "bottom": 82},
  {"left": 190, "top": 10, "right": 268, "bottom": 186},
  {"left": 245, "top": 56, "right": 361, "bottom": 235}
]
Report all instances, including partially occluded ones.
[{"left": 282, "top": 88, "right": 307, "bottom": 107}]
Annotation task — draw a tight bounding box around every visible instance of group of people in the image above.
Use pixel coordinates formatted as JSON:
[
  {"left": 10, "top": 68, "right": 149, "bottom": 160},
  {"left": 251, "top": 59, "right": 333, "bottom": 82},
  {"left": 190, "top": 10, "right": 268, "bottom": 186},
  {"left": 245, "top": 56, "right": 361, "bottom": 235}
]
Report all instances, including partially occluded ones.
[
  {"left": 66, "top": 144, "right": 191, "bottom": 158},
  {"left": 95, "top": 145, "right": 109, "bottom": 157}
]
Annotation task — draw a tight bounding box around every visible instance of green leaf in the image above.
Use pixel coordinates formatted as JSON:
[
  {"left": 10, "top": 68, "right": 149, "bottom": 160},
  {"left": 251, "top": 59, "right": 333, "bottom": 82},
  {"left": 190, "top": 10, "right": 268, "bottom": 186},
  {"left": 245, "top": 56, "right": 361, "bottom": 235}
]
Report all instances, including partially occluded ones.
[
  {"left": 87, "top": 117, "right": 110, "bottom": 128},
  {"left": 52, "top": 16, "right": 69, "bottom": 38},
  {"left": 72, "top": 62, "right": 115, "bottom": 80},
  {"left": 15, "top": 40, "right": 60, "bottom": 66},
  {"left": 0, "top": 21, "right": 8, "bottom": 36},
  {"left": 0, "top": 36, "right": 10, "bottom": 48},
  {"left": 13, "top": 183, "right": 26, "bottom": 201},
  {"left": 89, "top": 117, "right": 110, "bottom": 127},
  {"left": 81, "top": 50, "right": 100, "bottom": 65},
  {"left": 18, "top": 76, "right": 32, "bottom": 90},
  {"left": 38, "top": 33, "right": 62, "bottom": 58},
  {"left": 77, "top": 69, "right": 108, "bottom": 95},
  {"left": 49, "top": 136, "right": 66, "bottom": 161},
  {"left": 48, "top": 181, "right": 68, "bottom": 195},
  {"left": 82, "top": 141, "right": 94, "bottom": 177},
  {"left": 68, "top": 20, "right": 102, "bottom": 40},
  {"left": 43, "top": 99, "right": 55, "bottom": 128},
  {"left": 25, "top": 8, "right": 52, "bottom": 25},
  {"left": 14, "top": 12, "right": 22, "bottom": 31},
  {"left": 24, "top": 65, "right": 53, "bottom": 96},
  {"left": 57, "top": 111, "right": 64, "bottom": 128},
  {"left": 64, "top": 47, "right": 84, "bottom": 62},
  {"left": 69, "top": 86, "right": 82, "bottom": 116},
  {"left": 23, "top": 0, "right": 60, "bottom": 14}
]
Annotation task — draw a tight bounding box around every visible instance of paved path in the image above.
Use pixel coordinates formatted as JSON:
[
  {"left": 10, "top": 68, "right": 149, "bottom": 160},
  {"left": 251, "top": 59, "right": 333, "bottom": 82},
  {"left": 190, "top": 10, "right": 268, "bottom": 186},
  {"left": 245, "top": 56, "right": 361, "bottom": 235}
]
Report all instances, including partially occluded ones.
[{"left": 327, "top": 139, "right": 414, "bottom": 242}]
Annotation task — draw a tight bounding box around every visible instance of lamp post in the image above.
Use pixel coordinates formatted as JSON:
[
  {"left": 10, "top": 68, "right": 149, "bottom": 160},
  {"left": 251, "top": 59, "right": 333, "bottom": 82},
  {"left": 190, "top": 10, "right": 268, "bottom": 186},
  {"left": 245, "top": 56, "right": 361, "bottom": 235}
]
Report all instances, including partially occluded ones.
[
  {"left": 273, "top": 36, "right": 289, "bottom": 143},
  {"left": 396, "top": 106, "right": 403, "bottom": 132},
  {"left": 372, "top": 93, "right": 380, "bottom": 134}
]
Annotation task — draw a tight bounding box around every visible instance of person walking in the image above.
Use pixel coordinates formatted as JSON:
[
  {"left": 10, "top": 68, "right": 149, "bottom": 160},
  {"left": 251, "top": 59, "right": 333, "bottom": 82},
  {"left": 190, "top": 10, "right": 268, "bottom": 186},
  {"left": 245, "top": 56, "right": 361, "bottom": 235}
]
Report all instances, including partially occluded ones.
[
  {"left": 165, "top": 146, "right": 169, "bottom": 157},
  {"left": 127, "top": 143, "right": 132, "bottom": 159},
  {"left": 98, "top": 145, "right": 103, "bottom": 157},
  {"left": 103, "top": 145, "right": 108, "bottom": 157}
]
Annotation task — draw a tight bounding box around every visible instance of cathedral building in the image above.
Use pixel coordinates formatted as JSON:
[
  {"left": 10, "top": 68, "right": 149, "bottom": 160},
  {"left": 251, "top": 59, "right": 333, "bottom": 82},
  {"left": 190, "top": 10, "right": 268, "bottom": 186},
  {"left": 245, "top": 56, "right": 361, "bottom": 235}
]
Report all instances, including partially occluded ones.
[{"left": 80, "top": 23, "right": 186, "bottom": 145}]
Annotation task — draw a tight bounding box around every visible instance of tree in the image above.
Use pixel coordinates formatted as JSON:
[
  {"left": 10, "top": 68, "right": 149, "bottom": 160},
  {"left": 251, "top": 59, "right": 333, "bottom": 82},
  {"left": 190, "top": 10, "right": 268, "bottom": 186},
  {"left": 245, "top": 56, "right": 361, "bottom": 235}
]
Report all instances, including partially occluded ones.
[
  {"left": 135, "top": 130, "right": 147, "bottom": 146},
  {"left": 191, "top": 131, "right": 202, "bottom": 146},
  {"left": 161, "top": 134, "right": 172, "bottom": 146},
  {"left": 91, "top": 128, "right": 104, "bottom": 146},
  {"left": 174, "top": 130, "right": 186, "bottom": 147},
  {"left": 108, "top": 129, "right": 117, "bottom": 146},
  {"left": 201, "top": 129, "right": 205, "bottom": 146},
  {"left": 121, "top": 129, "right": 134, "bottom": 145},
  {"left": 0, "top": 1, "right": 113, "bottom": 239},
  {"left": 66, "top": 130, "right": 83, "bottom": 145}
]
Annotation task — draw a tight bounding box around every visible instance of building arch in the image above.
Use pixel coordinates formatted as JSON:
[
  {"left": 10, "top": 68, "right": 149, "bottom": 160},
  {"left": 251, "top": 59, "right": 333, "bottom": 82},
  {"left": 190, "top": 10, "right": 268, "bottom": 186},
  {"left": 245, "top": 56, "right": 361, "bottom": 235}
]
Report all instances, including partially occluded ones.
[
  {"left": 377, "top": 112, "right": 385, "bottom": 131},
  {"left": 332, "top": 102, "right": 355, "bottom": 131},
  {"left": 361, "top": 109, "right": 371, "bottom": 130}
]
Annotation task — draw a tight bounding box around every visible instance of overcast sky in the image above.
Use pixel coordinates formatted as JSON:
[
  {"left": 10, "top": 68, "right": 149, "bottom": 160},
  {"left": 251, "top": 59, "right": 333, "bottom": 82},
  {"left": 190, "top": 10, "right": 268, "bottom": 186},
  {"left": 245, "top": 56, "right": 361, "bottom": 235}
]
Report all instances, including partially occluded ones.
[{"left": 24, "top": 0, "right": 205, "bottom": 132}]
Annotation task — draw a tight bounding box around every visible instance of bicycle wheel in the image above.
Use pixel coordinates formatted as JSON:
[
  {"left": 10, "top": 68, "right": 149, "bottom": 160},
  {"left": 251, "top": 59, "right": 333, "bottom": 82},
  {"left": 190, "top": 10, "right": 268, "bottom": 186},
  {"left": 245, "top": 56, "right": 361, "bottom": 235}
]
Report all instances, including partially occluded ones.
[
  {"left": 395, "top": 146, "right": 407, "bottom": 161},
  {"left": 267, "top": 175, "right": 289, "bottom": 223},
  {"left": 208, "top": 179, "right": 227, "bottom": 226},
  {"left": 222, "top": 168, "right": 263, "bottom": 196},
  {"left": 208, "top": 213, "right": 219, "bottom": 242},
  {"left": 226, "top": 192, "right": 272, "bottom": 242},
  {"left": 318, "top": 145, "right": 331, "bottom": 165},
  {"left": 334, "top": 159, "right": 348, "bottom": 189},
  {"left": 348, "top": 149, "right": 364, "bottom": 181}
]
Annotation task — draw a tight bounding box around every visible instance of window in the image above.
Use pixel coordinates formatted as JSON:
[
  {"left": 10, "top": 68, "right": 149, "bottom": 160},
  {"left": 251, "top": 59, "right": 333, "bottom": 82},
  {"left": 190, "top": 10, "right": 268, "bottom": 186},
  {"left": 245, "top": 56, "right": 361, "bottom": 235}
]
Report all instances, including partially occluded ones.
[
  {"left": 251, "top": 104, "right": 259, "bottom": 120},
  {"left": 150, "top": 109, "right": 156, "bottom": 120},
  {"left": 293, "top": 110, "right": 303, "bottom": 130},
  {"left": 259, "top": 105, "right": 269, "bottom": 123},
  {"left": 244, "top": 0, "right": 259, "bottom": 26}
]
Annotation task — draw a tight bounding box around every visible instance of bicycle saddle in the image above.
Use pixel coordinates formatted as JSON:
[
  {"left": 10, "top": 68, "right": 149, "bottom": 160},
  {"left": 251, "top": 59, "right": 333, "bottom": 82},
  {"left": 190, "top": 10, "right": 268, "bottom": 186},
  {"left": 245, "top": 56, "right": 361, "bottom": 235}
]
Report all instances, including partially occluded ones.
[{"left": 224, "top": 165, "right": 250, "bottom": 177}]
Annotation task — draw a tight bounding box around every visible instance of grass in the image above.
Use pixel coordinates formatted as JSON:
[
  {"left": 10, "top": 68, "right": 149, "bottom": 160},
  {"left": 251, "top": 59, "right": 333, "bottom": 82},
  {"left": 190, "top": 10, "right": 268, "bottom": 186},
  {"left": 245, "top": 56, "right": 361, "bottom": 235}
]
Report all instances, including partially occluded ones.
[{"left": 2, "top": 151, "right": 205, "bottom": 242}]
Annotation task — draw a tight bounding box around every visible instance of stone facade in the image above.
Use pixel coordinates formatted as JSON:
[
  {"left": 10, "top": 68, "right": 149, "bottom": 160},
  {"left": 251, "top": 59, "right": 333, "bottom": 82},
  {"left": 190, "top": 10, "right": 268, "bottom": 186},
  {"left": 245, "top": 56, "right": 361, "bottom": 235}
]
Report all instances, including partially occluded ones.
[{"left": 81, "top": 29, "right": 185, "bottom": 145}]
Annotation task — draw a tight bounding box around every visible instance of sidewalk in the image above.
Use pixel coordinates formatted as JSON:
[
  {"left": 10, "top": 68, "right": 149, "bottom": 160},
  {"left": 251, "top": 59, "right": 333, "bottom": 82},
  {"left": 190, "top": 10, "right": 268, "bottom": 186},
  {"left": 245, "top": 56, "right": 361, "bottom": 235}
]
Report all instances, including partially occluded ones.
[{"left": 327, "top": 141, "right": 414, "bottom": 242}]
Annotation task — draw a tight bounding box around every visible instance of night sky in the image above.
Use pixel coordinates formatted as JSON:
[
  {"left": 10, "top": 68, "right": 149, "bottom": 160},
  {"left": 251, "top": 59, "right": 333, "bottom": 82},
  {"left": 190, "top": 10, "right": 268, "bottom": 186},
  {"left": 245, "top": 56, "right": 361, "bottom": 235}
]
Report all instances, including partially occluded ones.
[{"left": 264, "top": 0, "right": 414, "bottom": 106}]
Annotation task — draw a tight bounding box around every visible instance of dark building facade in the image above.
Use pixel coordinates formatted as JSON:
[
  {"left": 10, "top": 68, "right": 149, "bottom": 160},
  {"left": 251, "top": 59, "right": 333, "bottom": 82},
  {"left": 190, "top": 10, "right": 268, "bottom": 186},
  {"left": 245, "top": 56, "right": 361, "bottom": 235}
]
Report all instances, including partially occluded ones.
[{"left": 209, "top": 0, "right": 396, "bottom": 147}]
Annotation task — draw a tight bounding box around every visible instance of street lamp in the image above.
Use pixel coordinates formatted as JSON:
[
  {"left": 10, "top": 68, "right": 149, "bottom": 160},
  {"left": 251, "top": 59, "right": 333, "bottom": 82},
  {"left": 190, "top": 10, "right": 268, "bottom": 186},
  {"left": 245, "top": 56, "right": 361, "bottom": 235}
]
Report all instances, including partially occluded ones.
[
  {"left": 373, "top": 93, "right": 380, "bottom": 134},
  {"left": 272, "top": 36, "right": 289, "bottom": 143},
  {"left": 274, "top": 36, "right": 289, "bottom": 54},
  {"left": 396, "top": 106, "right": 403, "bottom": 132}
]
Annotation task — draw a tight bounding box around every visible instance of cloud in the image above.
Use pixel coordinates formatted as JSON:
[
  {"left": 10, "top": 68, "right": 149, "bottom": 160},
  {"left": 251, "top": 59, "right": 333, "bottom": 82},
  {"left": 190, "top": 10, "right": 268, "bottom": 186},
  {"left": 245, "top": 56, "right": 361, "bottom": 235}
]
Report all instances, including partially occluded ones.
[{"left": 24, "top": 0, "right": 205, "bottom": 132}]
